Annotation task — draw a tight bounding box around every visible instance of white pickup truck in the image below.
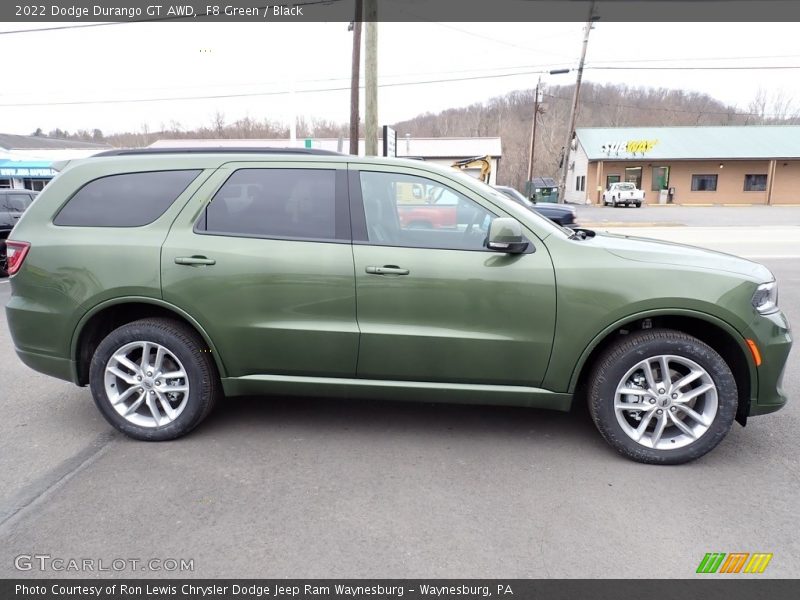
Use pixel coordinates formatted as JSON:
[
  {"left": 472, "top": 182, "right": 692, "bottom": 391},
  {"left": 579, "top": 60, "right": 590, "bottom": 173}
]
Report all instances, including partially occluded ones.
[{"left": 603, "top": 182, "right": 645, "bottom": 208}]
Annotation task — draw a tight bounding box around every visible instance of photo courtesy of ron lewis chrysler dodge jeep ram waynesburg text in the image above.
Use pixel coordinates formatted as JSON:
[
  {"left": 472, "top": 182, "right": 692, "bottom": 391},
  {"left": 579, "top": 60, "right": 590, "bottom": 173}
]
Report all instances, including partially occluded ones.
[{"left": 3, "top": 148, "right": 792, "bottom": 464}]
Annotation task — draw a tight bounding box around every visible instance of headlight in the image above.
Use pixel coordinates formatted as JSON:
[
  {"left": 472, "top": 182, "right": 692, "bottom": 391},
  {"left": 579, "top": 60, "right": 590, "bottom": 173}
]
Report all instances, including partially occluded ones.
[{"left": 752, "top": 281, "right": 778, "bottom": 314}]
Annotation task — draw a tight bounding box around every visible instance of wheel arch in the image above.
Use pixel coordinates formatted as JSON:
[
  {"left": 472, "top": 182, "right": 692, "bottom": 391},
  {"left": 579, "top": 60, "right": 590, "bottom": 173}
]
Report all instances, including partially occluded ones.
[
  {"left": 569, "top": 309, "right": 756, "bottom": 426},
  {"left": 71, "top": 297, "right": 227, "bottom": 386}
]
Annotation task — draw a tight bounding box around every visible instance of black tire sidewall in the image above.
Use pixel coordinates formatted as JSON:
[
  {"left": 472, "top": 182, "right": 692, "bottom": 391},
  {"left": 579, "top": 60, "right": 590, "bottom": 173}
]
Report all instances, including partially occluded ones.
[
  {"left": 89, "top": 319, "right": 215, "bottom": 441},
  {"left": 589, "top": 331, "right": 738, "bottom": 465}
]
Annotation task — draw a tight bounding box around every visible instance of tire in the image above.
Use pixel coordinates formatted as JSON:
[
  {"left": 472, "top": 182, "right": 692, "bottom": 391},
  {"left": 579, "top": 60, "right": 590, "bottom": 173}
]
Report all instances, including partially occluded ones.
[
  {"left": 635, "top": 202, "right": 642, "bottom": 208},
  {"left": 89, "top": 318, "right": 221, "bottom": 441},
  {"left": 588, "top": 329, "right": 737, "bottom": 464}
]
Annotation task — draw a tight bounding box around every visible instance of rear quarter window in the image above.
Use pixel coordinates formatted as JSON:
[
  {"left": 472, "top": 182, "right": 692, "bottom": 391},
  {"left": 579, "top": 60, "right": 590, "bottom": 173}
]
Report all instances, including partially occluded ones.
[{"left": 54, "top": 170, "right": 201, "bottom": 227}]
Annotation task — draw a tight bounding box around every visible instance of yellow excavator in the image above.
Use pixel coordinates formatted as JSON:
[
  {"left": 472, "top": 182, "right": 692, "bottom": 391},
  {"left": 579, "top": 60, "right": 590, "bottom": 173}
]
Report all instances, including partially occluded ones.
[{"left": 451, "top": 155, "right": 492, "bottom": 184}]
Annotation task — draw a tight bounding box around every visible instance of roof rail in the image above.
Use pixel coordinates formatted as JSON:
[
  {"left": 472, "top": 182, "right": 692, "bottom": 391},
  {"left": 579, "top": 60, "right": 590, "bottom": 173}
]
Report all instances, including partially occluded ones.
[{"left": 93, "top": 147, "right": 346, "bottom": 157}]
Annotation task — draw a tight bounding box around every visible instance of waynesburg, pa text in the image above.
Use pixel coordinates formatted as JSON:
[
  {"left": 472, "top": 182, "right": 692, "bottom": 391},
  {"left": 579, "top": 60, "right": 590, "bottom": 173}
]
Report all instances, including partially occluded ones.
[{"left": 15, "top": 583, "right": 513, "bottom": 598}]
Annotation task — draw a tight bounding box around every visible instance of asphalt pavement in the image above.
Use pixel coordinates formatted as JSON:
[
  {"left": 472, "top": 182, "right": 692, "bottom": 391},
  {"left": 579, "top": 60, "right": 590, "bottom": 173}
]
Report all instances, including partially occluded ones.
[{"left": 0, "top": 223, "right": 797, "bottom": 579}]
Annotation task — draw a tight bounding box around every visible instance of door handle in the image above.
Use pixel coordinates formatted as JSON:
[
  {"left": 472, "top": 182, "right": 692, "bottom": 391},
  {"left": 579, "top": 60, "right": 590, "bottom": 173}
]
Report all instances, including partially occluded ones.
[
  {"left": 175, "top": 256, "right": 216, "bottom": 266},
  {"left": 365, "top": 265, "right": 409, "bottom": 276}
]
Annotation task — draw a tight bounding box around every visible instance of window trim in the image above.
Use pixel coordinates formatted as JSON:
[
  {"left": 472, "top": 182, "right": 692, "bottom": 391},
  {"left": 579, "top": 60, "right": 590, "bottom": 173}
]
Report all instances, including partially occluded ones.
[
  {"left": 691, "top": 174, "right": 719, "bottom": 192},
  {"left": 349, "top": 168, "right": 529, "bottom": 254},
  {"left": 193, "top": 167, "right": 351, "bottom": 243},
  {"left": 53, "top": 169, "right": 202, "bottom": 228}
]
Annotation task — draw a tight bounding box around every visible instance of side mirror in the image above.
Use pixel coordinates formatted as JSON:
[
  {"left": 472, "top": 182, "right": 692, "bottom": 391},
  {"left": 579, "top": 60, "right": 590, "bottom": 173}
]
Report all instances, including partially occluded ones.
[{"left": 486, "top": 218, "right": 530, "bottom": 254}]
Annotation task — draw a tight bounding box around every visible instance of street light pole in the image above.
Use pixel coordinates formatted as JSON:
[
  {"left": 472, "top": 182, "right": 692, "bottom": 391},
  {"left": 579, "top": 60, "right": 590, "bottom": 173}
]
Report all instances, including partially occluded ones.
[
  {"left": 527, "top": 69, "right": 570, "bottom": 196},
  {"left": 557, "top": 2, "right": 596, "bottom": 203}
]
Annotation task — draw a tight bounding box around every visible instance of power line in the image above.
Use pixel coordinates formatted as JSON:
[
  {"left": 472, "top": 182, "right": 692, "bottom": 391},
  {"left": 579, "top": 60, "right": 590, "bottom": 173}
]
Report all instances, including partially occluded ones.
[
  {"left": 4, "top": 61, "right": 799, "bottom": 108},
  {"left": 0, "top": 68, "right": 563, "bottom": 107},
  {"left": 587, "top": 65, "right": 800, "bottom": 71},
  {"left": 1, "top": 62, "right": 571, "bottom": 99},
  {"left": 587, "top": 53, "right": 800, "bottom": 65}
]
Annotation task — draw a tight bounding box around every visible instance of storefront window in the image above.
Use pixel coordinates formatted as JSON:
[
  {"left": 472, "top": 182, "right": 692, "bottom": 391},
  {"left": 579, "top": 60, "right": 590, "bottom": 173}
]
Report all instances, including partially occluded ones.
[
  {"left": 691, "top": 174, "right": 718, "bottom": 191},
  {"left": 0, "top": 179, "right": 11, "bottom": 189},
  {"left": 624, "top": 167, "right": 642, "bottom": 189},
  {"left": 23, "top": 179, "right": 48, "bottom": 192},
  {"left": 651, "top": 166, "right": 670, "bottom": 191},
  {"left": 743, "top": 174, "right": 767, "bottom": 192}
]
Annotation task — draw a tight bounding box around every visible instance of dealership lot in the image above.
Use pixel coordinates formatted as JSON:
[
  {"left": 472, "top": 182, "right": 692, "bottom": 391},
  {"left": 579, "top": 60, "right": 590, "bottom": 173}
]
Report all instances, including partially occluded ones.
[{"left": 0, "top": 212, "right": 797, "bottom": 578}]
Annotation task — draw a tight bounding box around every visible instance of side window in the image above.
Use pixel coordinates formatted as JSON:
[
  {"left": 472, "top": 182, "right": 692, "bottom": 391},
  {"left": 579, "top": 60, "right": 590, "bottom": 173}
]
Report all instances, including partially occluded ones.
[
  {"left": 199, "top": 168, "right": 338, "bottom": 241},
  {"left": 359, "top": 171, "right": 495, "bottom": 251},
  {"left": 54, "top": 170, "right": 200, "bottom": 227},
  {"left": 1, "top": 194, "right": 29, "bottom": 212}
]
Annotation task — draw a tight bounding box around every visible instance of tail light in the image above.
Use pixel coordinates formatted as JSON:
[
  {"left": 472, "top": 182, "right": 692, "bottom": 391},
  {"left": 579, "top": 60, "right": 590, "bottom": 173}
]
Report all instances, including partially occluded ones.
[{"left": 5, "top": 241, "right": 30, "bottom": 276}]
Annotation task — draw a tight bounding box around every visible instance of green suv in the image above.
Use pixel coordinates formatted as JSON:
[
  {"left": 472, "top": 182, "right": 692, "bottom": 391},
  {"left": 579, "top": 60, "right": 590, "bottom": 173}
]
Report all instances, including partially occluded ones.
[{"left": 4, "top": 148, "right": 791, "bottom": 464}]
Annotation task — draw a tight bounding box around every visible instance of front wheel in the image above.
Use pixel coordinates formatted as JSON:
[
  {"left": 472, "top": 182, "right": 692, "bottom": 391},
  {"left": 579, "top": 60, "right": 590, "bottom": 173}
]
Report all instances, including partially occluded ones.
[
  {"left": 588, "top": 329, "right": 737, "bottom": 464},
  {"left": 89, "top": 318, "right": 221, "bottom": 441}
]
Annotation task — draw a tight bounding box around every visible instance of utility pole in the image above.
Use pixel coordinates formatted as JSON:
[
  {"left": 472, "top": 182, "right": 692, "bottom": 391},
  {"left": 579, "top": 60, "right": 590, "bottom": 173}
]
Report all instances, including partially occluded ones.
[
  {"left": 364, "top": 0, "right": 378, "bottom": 156},
  {"left": 557, "top": 1, "right": 596, "bottom": 203},
  {"left": 348, "top": 0, "right": 362, "bottom": 156},
  {"left": 526, "top": 77, "right": 542, "bottom": 188}
]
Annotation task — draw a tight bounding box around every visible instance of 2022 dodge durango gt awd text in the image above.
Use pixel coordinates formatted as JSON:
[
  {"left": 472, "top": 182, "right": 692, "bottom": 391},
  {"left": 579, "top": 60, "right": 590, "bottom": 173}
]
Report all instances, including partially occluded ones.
[{"left": 4, "top": 148, "right": 792, "bottom": 464}]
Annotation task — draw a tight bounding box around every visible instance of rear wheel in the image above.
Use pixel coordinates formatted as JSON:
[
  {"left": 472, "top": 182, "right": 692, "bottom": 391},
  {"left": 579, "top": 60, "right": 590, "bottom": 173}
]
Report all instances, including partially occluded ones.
[
  {"left": 635, "top": 202, "right": 642, "bottom": 208},
  {"left": 89, "top": 318, "right": 221, "bottom": 441},
  {"left": 588, "top": 329, "right": 737, "bottom": 464}
]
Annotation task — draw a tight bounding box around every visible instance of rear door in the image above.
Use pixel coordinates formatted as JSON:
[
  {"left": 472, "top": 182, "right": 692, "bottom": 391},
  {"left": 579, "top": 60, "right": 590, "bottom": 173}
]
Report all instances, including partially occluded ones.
[
  {"left": 162, "top": 162, "right": 359, "bottom": 379},
  {"left": 349, "top": 165, "right": 557, "bottom": 387}
]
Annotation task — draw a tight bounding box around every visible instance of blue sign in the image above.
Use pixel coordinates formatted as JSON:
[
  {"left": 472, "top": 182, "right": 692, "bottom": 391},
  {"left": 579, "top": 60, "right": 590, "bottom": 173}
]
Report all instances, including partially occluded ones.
[
  {"left": 0, "top": 160, "right": 57, "bottom": 178},
  {"left": 0, "top": 167, "right": 57, "bottom": 178}
]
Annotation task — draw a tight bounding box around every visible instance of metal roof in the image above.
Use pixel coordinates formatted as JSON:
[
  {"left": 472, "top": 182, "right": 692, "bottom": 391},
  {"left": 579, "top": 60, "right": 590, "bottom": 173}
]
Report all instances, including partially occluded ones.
[
  {"left": 576, "top": 126, "right": 800, "bottom": 161},
  {"left": 0, "top": 133, "right": 111, "bottom": 151}
]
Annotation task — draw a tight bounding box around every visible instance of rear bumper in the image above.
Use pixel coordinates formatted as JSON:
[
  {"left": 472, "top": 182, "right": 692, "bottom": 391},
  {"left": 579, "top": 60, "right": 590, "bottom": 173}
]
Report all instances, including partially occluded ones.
[{"left": 14, "top": 347, "right": 76, "bottom": 384}]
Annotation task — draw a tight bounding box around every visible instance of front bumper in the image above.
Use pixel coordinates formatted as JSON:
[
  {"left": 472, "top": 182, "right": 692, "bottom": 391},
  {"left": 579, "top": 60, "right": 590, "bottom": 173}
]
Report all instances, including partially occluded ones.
[{"left": 748, "top": 309, "right": 792, "bottom": 416}]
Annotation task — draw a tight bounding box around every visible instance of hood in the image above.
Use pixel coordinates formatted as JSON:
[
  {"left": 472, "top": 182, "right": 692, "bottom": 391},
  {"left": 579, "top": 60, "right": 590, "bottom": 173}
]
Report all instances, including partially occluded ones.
[{"left": 590, "top": 231, "right": 773, "bottom": 281}]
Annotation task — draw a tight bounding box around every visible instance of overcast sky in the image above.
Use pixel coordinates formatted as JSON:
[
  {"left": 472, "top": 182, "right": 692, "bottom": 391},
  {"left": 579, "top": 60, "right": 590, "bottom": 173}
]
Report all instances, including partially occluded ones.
[{"left": 1, "top": 21, "right": 799, "bottom": 136}]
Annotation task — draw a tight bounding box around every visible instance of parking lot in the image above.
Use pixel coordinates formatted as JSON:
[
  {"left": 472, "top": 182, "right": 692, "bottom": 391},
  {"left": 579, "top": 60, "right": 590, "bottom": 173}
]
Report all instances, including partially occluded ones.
[{"left": 0, "top": 206, "right": 798, "bottom": 579}]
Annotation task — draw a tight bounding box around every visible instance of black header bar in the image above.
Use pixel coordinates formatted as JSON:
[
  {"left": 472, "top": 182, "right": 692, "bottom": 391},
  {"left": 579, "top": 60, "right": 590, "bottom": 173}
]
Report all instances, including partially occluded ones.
[{"left": 3, "top": 1, "right": 800, "bottom": 23}]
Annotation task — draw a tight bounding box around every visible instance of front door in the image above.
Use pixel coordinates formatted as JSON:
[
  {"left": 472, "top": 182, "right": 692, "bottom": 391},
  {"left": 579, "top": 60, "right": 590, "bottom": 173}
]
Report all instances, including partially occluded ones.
[
  {"left": 350, "top": 167, "right": 556, "bottom": 387},
  {"left": 162, "top": 162, "right": 359, "bottom": 378}
]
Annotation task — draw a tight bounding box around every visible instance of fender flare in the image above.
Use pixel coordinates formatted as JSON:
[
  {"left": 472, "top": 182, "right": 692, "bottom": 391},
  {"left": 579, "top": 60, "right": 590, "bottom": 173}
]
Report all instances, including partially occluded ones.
[
  {"left": 70, "top": 296, "right": 228, "bottom": 380},
  {"left": 567, "top": 307, "right": 757, "bottom": 397}
]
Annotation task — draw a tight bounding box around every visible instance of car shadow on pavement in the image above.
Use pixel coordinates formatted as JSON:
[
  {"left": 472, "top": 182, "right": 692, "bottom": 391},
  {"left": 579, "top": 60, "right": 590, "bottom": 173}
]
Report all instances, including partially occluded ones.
[{"left": 196, "top": 393, "right": 605, "bottom": 454}]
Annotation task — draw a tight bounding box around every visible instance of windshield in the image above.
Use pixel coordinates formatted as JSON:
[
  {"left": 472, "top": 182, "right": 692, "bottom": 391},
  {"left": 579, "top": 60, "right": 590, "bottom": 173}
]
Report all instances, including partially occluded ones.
[
  {"left": 496, "top": 186, "right": 535, "bottom": 208},
  {"left": 447, "top": 171, "right": 572, "bottom": 238}
]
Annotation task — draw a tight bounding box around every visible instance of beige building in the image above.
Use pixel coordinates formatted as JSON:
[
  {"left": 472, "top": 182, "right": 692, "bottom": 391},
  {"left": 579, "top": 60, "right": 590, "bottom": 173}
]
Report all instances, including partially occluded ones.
[{"left": 565, "top": 126, "right": 800, "bottom": 205}]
